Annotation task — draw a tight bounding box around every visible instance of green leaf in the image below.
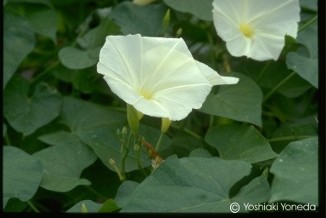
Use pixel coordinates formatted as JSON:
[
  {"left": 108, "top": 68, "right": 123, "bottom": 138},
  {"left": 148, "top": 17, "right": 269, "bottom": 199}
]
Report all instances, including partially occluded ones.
[
  {"left": 200, "top": 73, "right": 263, "bottom": 127},
  {"left": 76, "top": 18, "right": 120, "bottom": 50},
  {"left": 3, "top": 123, "right": 7, "bottom": 137},
  {"left": 24, "top": 4, "right": 57, "bottom": 42},
  {"left": 111, "top": 2, "right": 167, "bottom": 36},
  {"left": 4, "top": 77, "right": 62, "bottom": 136},
  {"left": 34, "top": 131, "right": 97, "bottom": 192},
  {"left": 60, "top": 97, "right": 125, "bottom": 132},
  {"left": 163, "top": 0, "right": 213, "bottom": 21},
  {"left": 7, "top": 0, "right": 52, "bottom": 6},
  {"left": 58, "top": 47, "right": 100, "bottom": 70},
  {"left": 232, "top": 60, "right": 312, "bottom": 98},
  {"left": 3, "top": 146, "right": 43, "bottom": 208},
  {"left": 270, "top": 116, "right": 318, "bottom": 152},
  {"left": 98, "top": 199, "right": 120, "bottom": 212},
  {"left": 300, "top": 0, "right": 317, "bottom": 11},
  {"left": 77, "top": 123, "right": 171, "bottom": 173},
  {"left": 71, "top": 69, "right": 107, "bottom": 94},
  {"left": 286, "top": 18, "right": 318, "bottom": 88},
  {"left": 59, "top": 18, "right": 119, "bottom": 70},
  {"left": 60, "top": 97, "right": 168, "bottom": 173},
  {"left": 115, "top": 180, "right": 139, "bottom": 208},
  {"left": 232, "top": 175, "right": 271, "bottom": 212},
  {"left": 189, "top": 148, "right": 213, "bottom": 158},
  {"left": 67, "top": 200, "right": 102, "bottom": 213},
  {"left": 270, "top": 137, "right": 318, "bottom": 205},
  {"left": 166, "top": 136, "right": 205, "bottom": 157},
  {"left": 116, "top": 156, "right": 271, "bottom": 212},
  {"left": 3, "top": 10, "right": 35, "bottom": 89},
  {"left": 205, "top": 124, "right": 277, "bottom": 163}
]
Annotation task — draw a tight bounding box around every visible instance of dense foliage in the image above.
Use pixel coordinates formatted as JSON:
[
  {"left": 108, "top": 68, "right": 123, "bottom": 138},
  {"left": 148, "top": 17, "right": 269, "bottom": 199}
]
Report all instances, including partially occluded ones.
[{"left": 3, "top": 0, "right": 319, "bottom": 213}]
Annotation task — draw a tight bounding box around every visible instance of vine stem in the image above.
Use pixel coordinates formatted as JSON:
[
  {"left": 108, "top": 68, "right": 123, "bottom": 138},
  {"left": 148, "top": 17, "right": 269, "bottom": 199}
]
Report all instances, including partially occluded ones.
[
  {"left": 85, "top": 186, "right": 107, "bottom": 201},
  {"left": 27, "top": 200, "right": 40, "bottom": 212},
  {"left": 263, "top": 72, "right": 295, "bottom": 102},
  {"left": 268, "top": 135, "right": 315, "bottom": 142},
  {"left": 298, "top": 15, "right": 317, "bottom": 32},
  {"left": 120, "top": 131, "right": 132, "bottom": 181},
  {"left": 258, "top": 15, "right": 317, "bottom": 100},
  {"left": 256, "top": 61, "right": 272, "bottom": 82},
  {"left": 30, "top": 61, "right": 60, "bottom": 86},
  {"left": 155, "top": 132, "right": 164, "bottom": 151},
  {"left": 171, "top": 124, "right": 202, "bottom": 139}
]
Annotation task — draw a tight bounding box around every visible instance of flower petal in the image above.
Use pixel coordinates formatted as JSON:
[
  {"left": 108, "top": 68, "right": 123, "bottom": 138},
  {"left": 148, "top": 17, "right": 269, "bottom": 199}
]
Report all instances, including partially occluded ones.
[
  {"left": 196, "top": 61, "right": 239, "bottom": 85},
  {"left": 97, "top": 34, "right": 239, "bottom": 121},
  {"left": 97, "top": 34, "right": 143, "bottom": 88}
]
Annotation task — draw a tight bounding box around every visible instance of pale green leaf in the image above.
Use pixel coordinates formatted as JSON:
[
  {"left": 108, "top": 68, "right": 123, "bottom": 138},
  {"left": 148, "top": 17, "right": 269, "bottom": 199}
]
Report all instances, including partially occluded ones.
[
  {"left": 231, "top": 175, "right": 271, "bottom": 212},
  {"left": 67, "top": 200, "right": 102, "bottom": 213},
  {"left": 58, "top": 47, "right": 100, "bottom": 70},
  {"left": 77, "top": 123, "right": 171, "bottom": 173},
  {"left": 59, "top": 18, "right": 120, "bottom": 69},
  {"left": 200, "top": 73, "right": 263, "bottom": 127},
  {"left": 232, "top": 60, "right": 312, "bottom": 98},
  {"left": 3, "top": 146, "right": 43, "bottom": 208},
  {"left": 60, "top": 97, "right": 125, "bottom": 132},
  {"left": 300, "top": 0, "right": 317, "bottom": 11},
  {"left": 163, "top": 0, "right": 213, "bottom": 21},
  {"left": 270, "top": 116, "right": 318, "bottom": 152},
  {"left": 25, "top": 5, "right": 57, "bottom": 42},
  {"left": 34, "top": 131, "right": 97, "bottom": 192},
  {"left": 111, "top": 1, "right": 167, "bottom": 36},
  {"left": 189, "top": 148, "right": 213, "bottom": 158},
  {"left": 3, "top": 123, "right": 7, "bottom": 137},
  {"left": 4, "top": 77, "right": 62, "bottom": 136},
  {"left": 60, "top": 97, "right": 171, "bottom": 172},
  {"left": 270, "top": 137, "right": 318, "bottom": 205},
  {"left": 286, "top": 18, "right": 318, "bottom": 88},
  {"left": 76, "top": 18, "right": 120, "bottom": 50},
  {"left": 205, "top": 124, "right": 277, "bottom": 163},
  {"left": 98, "top": 199, "right": 120, "bottom": 212},
  {"left": 3, "top": 10, "right": 35, "bottom": 89},
  {"left": 115, "top": 181, "right": 139, "bottom": 208},
  {"left": 116, "top": 156, "right": 271, "bottom": 212}
]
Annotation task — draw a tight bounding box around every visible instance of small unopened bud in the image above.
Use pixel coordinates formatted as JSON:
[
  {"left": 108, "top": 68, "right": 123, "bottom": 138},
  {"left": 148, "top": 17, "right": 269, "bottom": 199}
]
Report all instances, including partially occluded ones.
[
  {"left": 109, "top": 158, "right": 125, "bottom": 181},
  {"left": 161, "top": 118, "right": 172, "bottom": 133},
  {"left": 109, "top": 158, "right": 116, "bottom": 166},
  {"left": 116, "top": 129, "right": 120, "bottom": 136},
  {"left": 134, "top": 144, "right": 141, "bottom": 152},
  {"left": 81, "top": 203, "right": 88, "bottom": 213},
  {"left": 121, "top": 126, "right": 128, "bottom": 136},
  {"left": 176, "top": 28, "right": 182, "bottom": 37},
  {"left": 127, "top": 104, "right": 142, "bottom": 134}
]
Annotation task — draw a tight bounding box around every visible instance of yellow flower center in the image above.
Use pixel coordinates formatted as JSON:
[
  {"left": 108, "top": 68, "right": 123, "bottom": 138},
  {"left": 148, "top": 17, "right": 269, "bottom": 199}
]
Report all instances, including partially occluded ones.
[
  {"left": 140, "top": 89, "right": 153, "bottom": 100},
  {"left": 239, "top": 23, "right": 254, "bottom": 38}
]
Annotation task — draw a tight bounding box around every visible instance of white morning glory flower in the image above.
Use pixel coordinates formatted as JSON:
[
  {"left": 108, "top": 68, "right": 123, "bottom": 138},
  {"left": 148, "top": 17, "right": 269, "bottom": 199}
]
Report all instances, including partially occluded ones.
[
  {"left": 212, "top": 0, "right": 300, "bottom": 61},
  {"left": 97, "top": 34, "right": 238, "bottom": 121}
]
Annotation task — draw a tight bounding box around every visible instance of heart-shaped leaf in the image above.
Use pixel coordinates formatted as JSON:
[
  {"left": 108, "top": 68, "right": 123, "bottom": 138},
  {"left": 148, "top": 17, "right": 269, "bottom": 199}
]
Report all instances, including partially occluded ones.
[
  {"left": 3, "top": 146, "right": 43, "bottom": 208},
  {"left": 205, "top": 123, "right": 277, "bottom": 163},
  {"left": 4, "top": 77, "right": 62, "bottom": 136},
  {"left": 200, "top": 73, "right": 263, "bottom": 127},
  {"left": 35, "top": 131, "right": 97, "bottom": 192},
  {"left": 270, "top": 137, "right": 318, "bottom": 205},
  {"left": 115, "top": 156, "right": 270, "bottom": 212}
]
